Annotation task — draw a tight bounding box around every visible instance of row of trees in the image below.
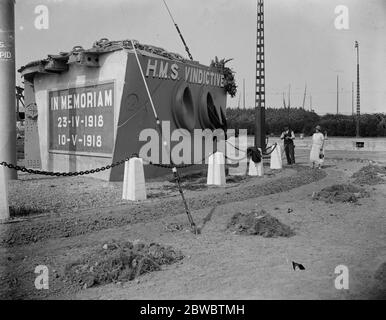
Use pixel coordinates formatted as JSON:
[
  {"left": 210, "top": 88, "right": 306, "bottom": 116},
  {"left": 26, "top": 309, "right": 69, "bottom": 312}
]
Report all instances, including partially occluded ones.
[{"left": 226, "top": 107, "right": 386, "bottom": 137}]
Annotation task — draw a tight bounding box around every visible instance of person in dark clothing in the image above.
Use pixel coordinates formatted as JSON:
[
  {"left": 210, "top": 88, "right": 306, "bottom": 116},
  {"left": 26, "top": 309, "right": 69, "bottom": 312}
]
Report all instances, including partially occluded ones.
[{"left": 280, "top": 126, "right": 295, "bottom": 165}]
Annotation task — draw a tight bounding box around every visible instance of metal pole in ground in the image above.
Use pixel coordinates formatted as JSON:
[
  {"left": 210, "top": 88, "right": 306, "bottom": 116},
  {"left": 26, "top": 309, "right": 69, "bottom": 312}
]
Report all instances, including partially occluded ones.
[
  {"left": 355, "top": 41, "right": 360, "bottom": 138},
  {"left": 0, "top": 0, "right": 17, "bottom": 180},
  {"left": 255, "top": 0, "right": 266, "bottom": 150}
]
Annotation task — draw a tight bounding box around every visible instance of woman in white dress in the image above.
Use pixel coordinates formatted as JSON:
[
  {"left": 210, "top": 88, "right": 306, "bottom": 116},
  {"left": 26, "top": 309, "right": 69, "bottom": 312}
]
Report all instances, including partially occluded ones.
[{"left": 310, "top": 125, "right": 325, "bottom": 169}]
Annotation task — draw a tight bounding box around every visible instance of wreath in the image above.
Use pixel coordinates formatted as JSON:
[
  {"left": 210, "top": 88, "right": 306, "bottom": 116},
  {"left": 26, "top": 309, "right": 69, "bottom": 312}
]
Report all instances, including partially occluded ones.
[{"left": 210, "top": 56, "right": 237, "bottom": 98}]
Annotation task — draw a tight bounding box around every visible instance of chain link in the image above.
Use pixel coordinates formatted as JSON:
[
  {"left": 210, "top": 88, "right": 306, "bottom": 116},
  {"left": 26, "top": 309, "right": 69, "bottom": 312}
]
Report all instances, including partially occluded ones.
[
  {"left": 145, "top": 154, "right": 210, "bottom": 169},
  {"left": 0, "top": 148, "right": 256, "bottom": 177},
  {"left": 0, "top": 155, "right": 205, "bottom": 176},
  {"left": 225, "top": 140, "right": 247, "bottom": 154},
  {"left": 263, "top": 143, "right": 278, "bottom": 156},
  {"left": 0, "top": 158, "right": 129, "bottom": 177}
]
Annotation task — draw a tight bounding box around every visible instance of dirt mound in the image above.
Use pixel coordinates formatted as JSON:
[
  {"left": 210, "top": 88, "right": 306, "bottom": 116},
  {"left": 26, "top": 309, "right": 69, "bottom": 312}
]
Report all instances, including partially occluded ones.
[
  {"left": 227, "top": 210, "right": 295, "bottom": 238},
  {"left": 313, "top": 184, "right": 369, "bottom": 203},
  {"left": 352, "top": 165, "right": 386, "bottom": 185},
  {"left": 64, "top": 240, "right": 183, "bottom": 289}
]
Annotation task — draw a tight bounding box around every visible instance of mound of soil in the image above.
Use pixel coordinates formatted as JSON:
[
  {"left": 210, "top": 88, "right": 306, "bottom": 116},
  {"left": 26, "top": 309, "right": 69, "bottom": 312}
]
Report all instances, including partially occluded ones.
[
  {"left": 227, "top": 210, "right": 295, "bottom": 238},
  {"left": 64, "top": 240, "right": 183, "bottom": 289},
  {"left": 352, "top": 165, "right": 386, "bottom": 185},
  {"left": 313, "top": 184, "right": 369, "bottom": 203}
]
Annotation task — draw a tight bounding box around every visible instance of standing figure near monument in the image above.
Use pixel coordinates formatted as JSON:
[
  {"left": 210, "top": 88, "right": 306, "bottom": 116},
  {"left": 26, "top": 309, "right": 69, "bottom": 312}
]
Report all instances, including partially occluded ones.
[
  {"left": 280, "top": 126, "right": 295, "bottom": 165},
  {"left": 310, "top": 125, "right": 325, "bottom": 169}
]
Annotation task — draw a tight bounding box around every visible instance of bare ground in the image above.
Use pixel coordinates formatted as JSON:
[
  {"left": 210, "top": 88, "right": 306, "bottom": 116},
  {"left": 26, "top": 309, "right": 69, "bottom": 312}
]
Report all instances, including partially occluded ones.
[{"left": 1, "top": 152, "right": 385, "bottom": 300}]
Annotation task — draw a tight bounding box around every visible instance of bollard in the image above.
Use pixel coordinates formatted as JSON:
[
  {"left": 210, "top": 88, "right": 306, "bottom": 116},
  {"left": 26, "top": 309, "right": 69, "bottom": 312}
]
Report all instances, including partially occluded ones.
[
  {"left": 122, "top": 157, "right": 147, "bottom": 201},
  {"left": 248, "top": 158, "right": 258, "bottom": 176},
  {"left": 207, "top": 153, "right": 214, "bottom": 185},
  {"left": 248, "top": 159, "right": 264, "bottom": 177},
  {"left": 0, "top": 165, "right": 10, "bottom": 220},
  {"left": 270, "top": 144, "right": 283, "bottom": 170},
  {"left": 248, "top": 148, "right": 263, "bottom": 177},
  {"left": 207, "top": 152, "right": 226, "bottom": 186},
  {"left": 256, "top": 160, "right": 264, "bottom": 176}
]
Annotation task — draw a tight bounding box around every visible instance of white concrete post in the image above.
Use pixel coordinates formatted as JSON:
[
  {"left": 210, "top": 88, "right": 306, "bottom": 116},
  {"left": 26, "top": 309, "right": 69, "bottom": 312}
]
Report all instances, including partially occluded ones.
[
  {"left": 207, "top": 152, "right": 226, "bottom": 186},
  {"left": 248, "top": 148, "right": 264, "bottom": 177},
  {"left": 270, "top": 144, "right": 283, "bottom": 169},
  {"left": 122, "top": 157, "right": 147, "bottom": 201}
]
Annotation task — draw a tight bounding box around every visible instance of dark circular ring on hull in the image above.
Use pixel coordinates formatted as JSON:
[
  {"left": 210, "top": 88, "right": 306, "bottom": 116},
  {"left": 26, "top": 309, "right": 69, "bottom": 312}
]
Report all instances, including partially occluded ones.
[{"left": 172, "top": 83, "right": 195, "bottom": 131}]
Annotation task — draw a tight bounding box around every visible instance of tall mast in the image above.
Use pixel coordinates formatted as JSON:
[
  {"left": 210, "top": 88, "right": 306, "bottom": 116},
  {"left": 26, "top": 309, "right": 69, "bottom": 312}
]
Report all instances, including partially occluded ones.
[
  {"left": 355, "top": 41, "right": 360, "bottom": 137},
  {"left": 254, "top": 0, "right": 266, "bottom": 149}
]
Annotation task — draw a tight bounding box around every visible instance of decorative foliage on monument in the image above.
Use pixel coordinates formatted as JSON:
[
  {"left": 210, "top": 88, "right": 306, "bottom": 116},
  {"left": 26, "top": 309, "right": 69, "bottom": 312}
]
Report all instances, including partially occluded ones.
[{"left": 210, "top": 56, "right": 237, "bottom": 98}]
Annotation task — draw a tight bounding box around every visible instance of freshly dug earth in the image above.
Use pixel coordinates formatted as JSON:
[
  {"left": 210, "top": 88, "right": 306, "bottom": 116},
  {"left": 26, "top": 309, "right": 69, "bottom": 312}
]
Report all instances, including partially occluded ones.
[
  {"left": 227, "top": 210, "right": 295, "bottom": 238},
  {"left": 351, "top": 164, "right": 386, "bottom": 185},
  {"left": 64, "top": 240, "right": 183, "bottom": 289},
  {"left": 313, "top": 184, "right": 369, "bottom": 203}
]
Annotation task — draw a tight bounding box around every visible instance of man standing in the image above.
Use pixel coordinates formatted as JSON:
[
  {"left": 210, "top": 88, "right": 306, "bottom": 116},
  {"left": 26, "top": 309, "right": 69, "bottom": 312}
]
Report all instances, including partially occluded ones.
[{"left": 280, "top": 126, "right": 295, "bottom": 165}]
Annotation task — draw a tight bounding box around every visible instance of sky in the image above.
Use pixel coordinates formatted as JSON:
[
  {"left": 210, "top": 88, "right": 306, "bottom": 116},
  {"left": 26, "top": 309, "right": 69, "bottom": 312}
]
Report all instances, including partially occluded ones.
[{"left": 14, "top": 0, "right": 386, "bottom": 115}]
